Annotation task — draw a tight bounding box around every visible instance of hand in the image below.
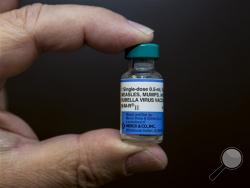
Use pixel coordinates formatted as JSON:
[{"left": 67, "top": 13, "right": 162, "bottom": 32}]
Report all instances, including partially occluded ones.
[{"left": 0, "top": 1, "right": 167, "bottom": 188}]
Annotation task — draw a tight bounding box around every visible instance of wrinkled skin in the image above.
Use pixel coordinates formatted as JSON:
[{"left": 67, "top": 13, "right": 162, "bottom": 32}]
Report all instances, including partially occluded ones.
[{"left": 0, "top": 1, "right": 167, "bottom": 188}]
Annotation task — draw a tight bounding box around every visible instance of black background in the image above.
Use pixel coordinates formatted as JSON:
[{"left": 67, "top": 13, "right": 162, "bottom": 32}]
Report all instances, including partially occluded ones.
[{"left": 6, "top": 0, "right": 250, "bottom": 187}]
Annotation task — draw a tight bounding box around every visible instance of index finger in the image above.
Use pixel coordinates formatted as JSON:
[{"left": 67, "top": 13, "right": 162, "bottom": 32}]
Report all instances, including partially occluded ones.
[{"left": 0, "top": 4, "right": 153, "bottom": 78}]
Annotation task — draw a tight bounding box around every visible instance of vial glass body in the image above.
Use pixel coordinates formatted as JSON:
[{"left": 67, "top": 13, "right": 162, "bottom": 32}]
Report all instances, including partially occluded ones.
[{"left": 120, "top": 59, "right": 164, "bottom": 143}]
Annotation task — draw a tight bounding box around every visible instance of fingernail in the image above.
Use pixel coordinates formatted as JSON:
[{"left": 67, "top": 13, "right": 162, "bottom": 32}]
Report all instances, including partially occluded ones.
[
  {"left": 125, "top": 146, "right": 167, "bottom": 174},
  {"left": 128, "top": 20, "right": 154, "bottom": 35}
]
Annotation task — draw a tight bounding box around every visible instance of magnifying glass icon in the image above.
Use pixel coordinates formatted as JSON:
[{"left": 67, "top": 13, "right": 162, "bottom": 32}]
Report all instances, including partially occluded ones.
[{"left": 209, "top": 147, "right": 243, "bottom": 181}]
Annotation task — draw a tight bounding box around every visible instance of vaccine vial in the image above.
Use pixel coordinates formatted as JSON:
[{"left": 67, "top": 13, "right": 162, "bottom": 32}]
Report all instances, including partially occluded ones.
[{"left": 120, "top": 43, "right": 164, "bottom": 143}]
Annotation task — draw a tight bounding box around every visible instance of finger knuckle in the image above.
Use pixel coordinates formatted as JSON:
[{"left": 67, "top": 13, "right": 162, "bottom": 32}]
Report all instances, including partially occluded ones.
[
  {"left": 0, "top": 3, "right": 45, "bottom": 52},
  {"left": 0, "top": 3, "right": 43, "bottom": 30},
  {"left": 15, "top": 3, "right": 45, "bottom": 32}
]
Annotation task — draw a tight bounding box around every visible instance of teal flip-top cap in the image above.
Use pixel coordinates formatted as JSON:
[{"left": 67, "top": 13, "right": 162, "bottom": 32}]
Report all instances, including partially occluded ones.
[{"left": 125, "top": 43, "right": 159, "bottom": 59}]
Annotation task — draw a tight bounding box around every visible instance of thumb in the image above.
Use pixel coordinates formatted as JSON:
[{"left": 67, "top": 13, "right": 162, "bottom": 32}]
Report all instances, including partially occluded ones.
[{"left": 2, "top": 129, "right": 167, "bottom": 188}]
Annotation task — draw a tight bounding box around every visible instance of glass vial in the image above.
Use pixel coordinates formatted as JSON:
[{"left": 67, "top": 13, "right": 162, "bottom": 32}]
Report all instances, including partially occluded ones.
[{"left": 120, "top": 43, "right": 164, "bottom": 143}]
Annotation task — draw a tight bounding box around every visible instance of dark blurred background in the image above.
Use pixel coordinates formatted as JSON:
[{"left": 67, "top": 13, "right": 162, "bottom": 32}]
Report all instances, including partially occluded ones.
[{"left": 6, "top": 0, "right": 250, "bottom": 187}]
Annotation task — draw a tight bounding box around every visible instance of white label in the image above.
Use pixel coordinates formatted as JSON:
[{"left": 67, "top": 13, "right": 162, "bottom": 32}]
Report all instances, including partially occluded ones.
[{"left": 120, "top": 79, "right": 164, "bottom": 112}]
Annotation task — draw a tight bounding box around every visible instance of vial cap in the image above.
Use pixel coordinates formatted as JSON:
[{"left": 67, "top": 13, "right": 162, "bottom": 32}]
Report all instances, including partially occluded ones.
[{"left": 125, "top": 43, "right": 159, "bottom": 59}]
